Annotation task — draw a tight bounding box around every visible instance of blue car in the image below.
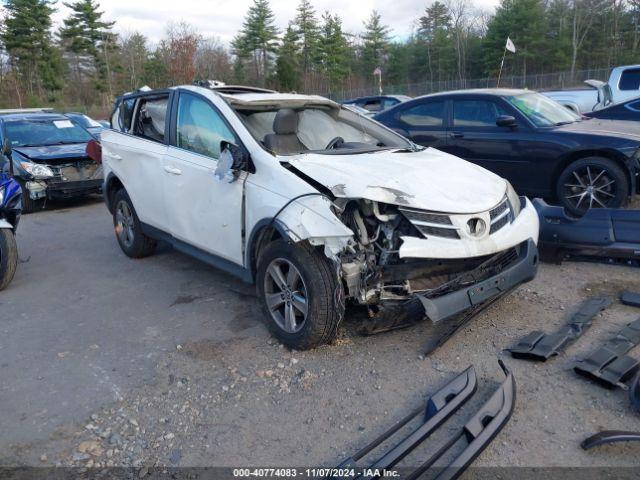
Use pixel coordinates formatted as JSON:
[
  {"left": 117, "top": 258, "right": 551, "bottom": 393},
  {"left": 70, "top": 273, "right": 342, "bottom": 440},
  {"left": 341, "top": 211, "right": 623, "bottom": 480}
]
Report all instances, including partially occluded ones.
[
  {"left": 0, "top": 141, "right": 21, "bottom": 289},
  {"left": 0, "top": 113, "right": 101, "bottom": 213}
]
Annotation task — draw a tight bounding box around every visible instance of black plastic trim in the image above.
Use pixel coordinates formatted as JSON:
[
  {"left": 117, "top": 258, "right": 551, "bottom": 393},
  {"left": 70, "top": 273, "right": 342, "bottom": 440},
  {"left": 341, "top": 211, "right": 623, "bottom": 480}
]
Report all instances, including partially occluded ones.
[
  {"left": 581, "top": 430, "right": 640, "bottom": 450},
  {"left": 417, "top": 239, "right": 538, "bottom": 323},
  {"left": 621, "top": 291, "right": 640, "bottom": 308},
  {"left": 140, "top": 222, "right": 252, "bottom": 283},
  {"left": 574, "top": 318, "right": 640, "bottom": 389},
  {"left": 508, "top": 297, "right": 612, "bottom": 361},
  {"left": 630, "top": 372, "right": 640, "bottom": 413}
]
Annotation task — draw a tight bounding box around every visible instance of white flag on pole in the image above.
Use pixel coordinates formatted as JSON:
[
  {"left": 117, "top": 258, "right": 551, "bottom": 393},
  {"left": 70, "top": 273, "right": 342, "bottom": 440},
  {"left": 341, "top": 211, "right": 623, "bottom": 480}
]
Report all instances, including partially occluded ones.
[{"left": 506, "top": 37, "right": 516, "bottom": 53}]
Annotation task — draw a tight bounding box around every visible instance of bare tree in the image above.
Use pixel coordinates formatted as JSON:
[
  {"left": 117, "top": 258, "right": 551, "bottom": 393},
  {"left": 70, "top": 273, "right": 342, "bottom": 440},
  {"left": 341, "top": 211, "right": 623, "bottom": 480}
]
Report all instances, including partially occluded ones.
[{"left": 570, "top": 0, "right": 607, "bottom": 78}]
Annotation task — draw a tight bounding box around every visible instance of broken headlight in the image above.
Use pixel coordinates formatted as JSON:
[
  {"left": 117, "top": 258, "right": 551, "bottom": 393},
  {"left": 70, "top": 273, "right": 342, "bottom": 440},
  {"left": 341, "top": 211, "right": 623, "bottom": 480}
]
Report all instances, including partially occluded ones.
[
  {"left": 506, "top": 181, "right": 521, "bottom": 219},
  {"left": 21, "top": 162, "right": 54, "bottom": 179}
]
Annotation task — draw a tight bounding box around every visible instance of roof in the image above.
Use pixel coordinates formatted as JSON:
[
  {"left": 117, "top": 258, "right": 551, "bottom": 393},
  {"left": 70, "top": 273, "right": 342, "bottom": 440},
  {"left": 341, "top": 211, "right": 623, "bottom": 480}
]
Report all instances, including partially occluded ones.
[
  {"left": 217, "top": 91, "right": 340, "bottom": 109},
  {"left": 414, "top": 88, "right": 530, "bottom": 100}
]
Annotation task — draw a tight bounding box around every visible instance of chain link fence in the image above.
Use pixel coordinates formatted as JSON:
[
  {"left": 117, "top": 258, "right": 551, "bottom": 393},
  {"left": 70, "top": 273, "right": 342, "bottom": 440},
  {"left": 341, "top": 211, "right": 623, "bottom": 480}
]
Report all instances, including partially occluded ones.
[{"left": 324, "top": 68, "right": 612, "bottom": 101}]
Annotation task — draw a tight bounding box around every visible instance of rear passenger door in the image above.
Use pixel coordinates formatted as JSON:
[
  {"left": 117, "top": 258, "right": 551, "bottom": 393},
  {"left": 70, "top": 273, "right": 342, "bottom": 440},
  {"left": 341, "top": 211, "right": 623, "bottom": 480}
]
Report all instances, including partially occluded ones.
[
  {"left": 391, "top": 100, "right": 448, "bottom": 148},
  {"left": 103, "top": 93, "right": 170, "bottom": 231},
  {"left": 162, "top": 90, "right": 246, "bottom": 264}
]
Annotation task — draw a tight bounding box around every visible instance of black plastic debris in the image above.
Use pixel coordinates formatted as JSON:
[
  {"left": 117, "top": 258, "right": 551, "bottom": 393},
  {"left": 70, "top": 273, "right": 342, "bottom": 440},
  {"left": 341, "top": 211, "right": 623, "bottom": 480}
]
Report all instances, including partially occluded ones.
[
  {"left": 508, "top": 297, "right": 612, "bottom": 361},
  {"left": 533, "top": 198, "right": 640, "bottom": 264},
  {"left": 621, "top": 291, "right": 640, "bottom": 308},
  {"left": 336, "top": 361, "right": 515, "bottom": 480},
  {"left": 574, "top": 319, "right": 640, "bottom": 389},
  {"left": 630, "top": 372, "right": 640, "bottom": 414},
  {"left": 581, "top": 430, "right": 640, "bottom": 450}
]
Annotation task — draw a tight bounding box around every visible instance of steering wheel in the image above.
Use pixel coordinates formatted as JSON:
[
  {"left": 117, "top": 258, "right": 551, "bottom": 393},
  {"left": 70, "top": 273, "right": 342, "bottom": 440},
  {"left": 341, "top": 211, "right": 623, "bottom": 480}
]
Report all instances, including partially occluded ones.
[{"left": 325, "top": 136, "right": 345, "bottom": 150}]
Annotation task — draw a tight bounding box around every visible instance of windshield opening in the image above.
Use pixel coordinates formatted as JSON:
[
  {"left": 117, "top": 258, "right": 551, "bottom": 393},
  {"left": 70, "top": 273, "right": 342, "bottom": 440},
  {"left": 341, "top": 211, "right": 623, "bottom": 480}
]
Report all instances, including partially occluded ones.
[
  {"left": 235, "top": 104, "right": 413, "bottom": 156},
  {"left": 505, "top": 92, "right": 581, "bottom": 127},
  {"left": 5, "top": 119, "right": 93, "bottom": 147}
]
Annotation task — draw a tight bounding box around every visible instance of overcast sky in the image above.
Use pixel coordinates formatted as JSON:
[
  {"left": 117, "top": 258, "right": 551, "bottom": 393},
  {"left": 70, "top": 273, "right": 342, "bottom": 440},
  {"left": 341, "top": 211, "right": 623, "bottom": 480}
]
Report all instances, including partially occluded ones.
[{"left": 49, "top": 0, "right": 500, "bottom": 45}]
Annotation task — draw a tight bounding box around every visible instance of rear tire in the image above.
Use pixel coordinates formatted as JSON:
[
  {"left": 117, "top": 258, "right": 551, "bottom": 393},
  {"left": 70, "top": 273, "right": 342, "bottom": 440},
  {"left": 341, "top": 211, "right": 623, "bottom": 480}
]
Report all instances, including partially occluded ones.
[
  {"left": 0, "top": 229, "right": 18, "bottom": 291},
  {"left": 256, "top": 240, "right": 344, "bottom": 350},
  {"left": 557, "top": 157, "right": 628, "bottom": 216},
  {"left": 112, "top": 189, "right": 157, "bottom": 258}
]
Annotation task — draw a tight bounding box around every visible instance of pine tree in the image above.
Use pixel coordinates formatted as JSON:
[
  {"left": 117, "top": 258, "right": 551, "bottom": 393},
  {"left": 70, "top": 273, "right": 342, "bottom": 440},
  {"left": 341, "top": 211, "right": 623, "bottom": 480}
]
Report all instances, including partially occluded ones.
[
  {"left": 293, "top": 0, "right": 320, "bottom": 75},
  {"left": 1, "top": 0, "right": 63, "bottom": 103},
  {"left": 232, "top": 0, "right": 280, "bottom": 85},
  {"left": 418, "top": 1, "right": 454, "bottom": 82},
  {"left": 59, "top": 0, "right": 117, "bottom": 96},
  {"left": 318, "top": 13, "right": 350, "bottom": 92},
  {"left": 276, "top": 25, "right": 301, "bottom": 91},
  {"left": 361, "top": 11, "right": 391, "bottom": 78}
]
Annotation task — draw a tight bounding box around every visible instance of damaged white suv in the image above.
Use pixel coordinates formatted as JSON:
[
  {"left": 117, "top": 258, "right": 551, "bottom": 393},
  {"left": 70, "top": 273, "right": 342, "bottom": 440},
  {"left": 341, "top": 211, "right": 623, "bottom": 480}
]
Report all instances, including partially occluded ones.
[{"left": 101, "top": 84, "right": 540, "bottom": 349}]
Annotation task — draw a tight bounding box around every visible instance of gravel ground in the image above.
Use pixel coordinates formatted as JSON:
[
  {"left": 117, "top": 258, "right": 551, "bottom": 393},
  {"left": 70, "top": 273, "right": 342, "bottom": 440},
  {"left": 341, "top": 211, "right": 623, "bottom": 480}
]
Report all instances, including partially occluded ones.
[{"left": 1, "top": 199, "right": 640, "bottom": 472}]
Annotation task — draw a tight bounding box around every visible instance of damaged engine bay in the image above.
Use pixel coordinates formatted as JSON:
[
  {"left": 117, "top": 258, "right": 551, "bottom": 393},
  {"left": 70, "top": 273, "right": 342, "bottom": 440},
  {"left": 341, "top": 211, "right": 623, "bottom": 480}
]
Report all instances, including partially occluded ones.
[{"left": 331, "top": 198, "right": 522, "bottom": 313}]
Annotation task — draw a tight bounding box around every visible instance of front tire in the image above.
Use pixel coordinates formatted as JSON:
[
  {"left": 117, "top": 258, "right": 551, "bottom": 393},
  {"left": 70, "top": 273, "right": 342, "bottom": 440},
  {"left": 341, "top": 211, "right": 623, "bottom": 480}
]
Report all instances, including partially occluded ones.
[
  {"left": 112, "top": 189, "right": 157, "bottom": 258},
  {"left": 557, "top": 157, "right": 628, "bottom": 216},
  {"left": 17, "top": 179, "right": 40, "bottom": 214},
  {"left": 256, "top": 240, "right": 344, "bottom": 350},
  {"left": 0, "top": 229, "right": 18, "bottom": 291}
]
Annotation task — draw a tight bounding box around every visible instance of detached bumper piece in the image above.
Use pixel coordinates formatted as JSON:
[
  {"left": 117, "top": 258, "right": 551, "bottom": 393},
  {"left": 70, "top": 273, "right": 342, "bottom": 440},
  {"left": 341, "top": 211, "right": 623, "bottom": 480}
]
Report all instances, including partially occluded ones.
[
  {"left": 621, "top": 291, "right": 640, "bottom": 308},
  {"left": 574, "top": 319, "right": 640, "bottom": 389},
  {"left": 417, "top": 239, "right": 538, "bottom": 324},
  {"left": 336, "top": 361, "right": 515, "bottom": 480},
  {"left": 533, "top": 199, "right": 640, "bottom": 264},
  {"left": 581, "top": 431, "right": 640, "bottom": 450},
  {"left": 508, "top": 297, "right": 612, "bottom": 361}
]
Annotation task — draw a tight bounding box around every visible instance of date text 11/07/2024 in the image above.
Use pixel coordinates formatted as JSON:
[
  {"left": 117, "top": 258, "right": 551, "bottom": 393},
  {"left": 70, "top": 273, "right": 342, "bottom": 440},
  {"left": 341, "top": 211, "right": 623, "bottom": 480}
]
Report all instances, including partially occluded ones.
[{"left": 232, "top": 468, "right": 400, "bottom": 478}]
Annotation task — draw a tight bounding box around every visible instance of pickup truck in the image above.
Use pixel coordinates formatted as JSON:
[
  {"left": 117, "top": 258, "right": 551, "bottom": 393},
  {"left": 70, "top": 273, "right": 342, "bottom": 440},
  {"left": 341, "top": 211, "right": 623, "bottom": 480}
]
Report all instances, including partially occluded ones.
[{"left": 544, "top": 65, "right": 640, "bottom": 113}]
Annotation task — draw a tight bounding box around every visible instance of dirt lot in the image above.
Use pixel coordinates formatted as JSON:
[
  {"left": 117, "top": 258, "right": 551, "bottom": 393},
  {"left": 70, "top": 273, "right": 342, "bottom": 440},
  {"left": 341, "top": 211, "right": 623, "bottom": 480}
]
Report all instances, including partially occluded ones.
[{"left": 1, "top": 199, "right": 640, "bottom": 473}]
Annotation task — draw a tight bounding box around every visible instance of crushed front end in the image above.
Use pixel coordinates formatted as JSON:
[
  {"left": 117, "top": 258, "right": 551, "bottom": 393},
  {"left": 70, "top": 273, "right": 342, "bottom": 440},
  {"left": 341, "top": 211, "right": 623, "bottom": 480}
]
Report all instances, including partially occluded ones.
[{"left": 335, "top": 194, "right": 540, "bottom": 324}]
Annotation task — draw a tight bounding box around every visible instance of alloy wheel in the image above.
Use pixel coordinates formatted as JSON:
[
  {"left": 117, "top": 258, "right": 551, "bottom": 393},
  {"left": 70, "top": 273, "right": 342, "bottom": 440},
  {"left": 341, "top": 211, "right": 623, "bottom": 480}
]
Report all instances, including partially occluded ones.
[
  {"left": 263, "top": 258, "right": 309, "bottom": 333},
  {"left": 115, "top": 200, "right": 135, "bottom": 248},
  {"left": 562, "top": 165, "right": 617, "bottom": 213}
]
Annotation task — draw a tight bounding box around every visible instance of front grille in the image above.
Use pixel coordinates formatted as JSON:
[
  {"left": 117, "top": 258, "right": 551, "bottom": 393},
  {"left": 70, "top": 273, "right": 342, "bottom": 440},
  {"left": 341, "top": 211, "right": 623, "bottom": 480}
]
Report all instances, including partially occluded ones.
[
  {"left": 489, "top": 198, "right": 512, "bottom": 234},
  {"left": 399, "top": 208, "right": 460, "bottom": 240}
]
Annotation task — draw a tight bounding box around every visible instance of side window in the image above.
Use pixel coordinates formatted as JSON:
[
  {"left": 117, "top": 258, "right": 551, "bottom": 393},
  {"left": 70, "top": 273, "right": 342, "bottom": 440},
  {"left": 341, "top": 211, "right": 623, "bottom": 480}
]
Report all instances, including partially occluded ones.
[
  {"left": 133, "top": 96, "right": 168, "bottom": 142},
  {"left": 176, "top": 93, "right": 238, "bottom": 159},
  {"left": 619, "top": 68, "right": 640, "bottom": 91},
  {"left": 119, "top": 98, "right": 136, "bottom": 132},
  {"left": 382, "top": 98, "right": 399, "bottom": 110},
  {"left": 398, "top": 102, "right": 445, "bottom": 127},
  {"left": 453, "top": 100, "right": 508, "bottom": 128},
  {"left": 363, "top": 100, "right": 382, "bottom": 112}
]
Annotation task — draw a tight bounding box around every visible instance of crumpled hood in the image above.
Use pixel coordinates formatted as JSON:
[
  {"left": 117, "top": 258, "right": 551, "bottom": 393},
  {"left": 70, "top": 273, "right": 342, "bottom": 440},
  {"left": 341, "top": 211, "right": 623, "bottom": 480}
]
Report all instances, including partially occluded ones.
[
  {"left": 287, "top": 148, "right": 507, "bottom": 214},
  {"left": 13, "top": 143, "right": 90, "bottom": 163}
]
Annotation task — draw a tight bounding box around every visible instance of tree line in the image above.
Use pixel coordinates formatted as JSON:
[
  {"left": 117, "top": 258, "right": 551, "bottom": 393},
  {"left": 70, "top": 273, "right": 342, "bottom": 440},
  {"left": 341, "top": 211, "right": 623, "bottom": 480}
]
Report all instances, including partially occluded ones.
[{"left": 0, "top": 0, "right": 639, "bottom": 114}]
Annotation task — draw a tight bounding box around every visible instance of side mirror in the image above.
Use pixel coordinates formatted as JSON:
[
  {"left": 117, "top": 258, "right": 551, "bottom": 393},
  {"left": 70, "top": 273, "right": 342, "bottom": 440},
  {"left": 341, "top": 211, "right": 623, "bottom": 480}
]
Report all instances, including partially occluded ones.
[
  {"left": 496, "top": 115, "right": 518, "bottom": 128},
  {"left": 214, "top": 142, "right": 248, "bottom": 183},
  {"left": 2, "top": 138, "right": 14, "bottom": 176}
]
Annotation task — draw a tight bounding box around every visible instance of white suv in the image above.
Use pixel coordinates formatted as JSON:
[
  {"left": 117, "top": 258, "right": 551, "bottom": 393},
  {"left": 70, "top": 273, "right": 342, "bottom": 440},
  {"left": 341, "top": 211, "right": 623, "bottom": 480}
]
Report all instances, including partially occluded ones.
[{"left": 101, "top": 84, "right": 540, "bottom": 350}]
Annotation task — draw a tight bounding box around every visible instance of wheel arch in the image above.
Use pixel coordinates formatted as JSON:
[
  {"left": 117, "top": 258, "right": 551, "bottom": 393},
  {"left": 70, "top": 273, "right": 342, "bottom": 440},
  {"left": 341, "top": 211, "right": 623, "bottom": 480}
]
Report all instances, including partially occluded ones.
[
  {"left": 551, "top": 149, "right": 633, "bottom": 197},
  {"left": 104, "top": 172, "right": 125, "bottom": 214},
  {"left": 245, "top": 219, "right": 288, "bottom": 282}
]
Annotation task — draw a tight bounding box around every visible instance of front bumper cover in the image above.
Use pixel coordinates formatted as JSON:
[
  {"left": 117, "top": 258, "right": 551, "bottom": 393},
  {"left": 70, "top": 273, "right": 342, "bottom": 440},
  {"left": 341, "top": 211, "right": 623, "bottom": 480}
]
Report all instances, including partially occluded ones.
[
  {"left": 43, "top": 179, "right": 103, "bottom": 199},
  {"left": 416, "top": 239, "right": 538, "bottom": 323}
]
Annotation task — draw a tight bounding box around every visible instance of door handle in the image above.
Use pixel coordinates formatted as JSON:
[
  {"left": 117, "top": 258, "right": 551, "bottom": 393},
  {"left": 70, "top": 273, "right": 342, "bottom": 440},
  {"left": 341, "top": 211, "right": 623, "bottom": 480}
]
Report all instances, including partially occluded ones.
[
  {"left": 105, "top": 152, "right": 122, "bottom": 160},
  {"left": 163, "top": 166, "right": 182, "bottom": 175},
  {"left": 450, "top": 132, "right": 464, "bottom": 139}
]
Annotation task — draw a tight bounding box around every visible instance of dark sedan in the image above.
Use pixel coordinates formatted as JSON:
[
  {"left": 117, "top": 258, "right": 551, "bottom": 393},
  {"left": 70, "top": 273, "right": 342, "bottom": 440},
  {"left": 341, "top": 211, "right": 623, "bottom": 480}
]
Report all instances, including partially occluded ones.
[
  {"left": 0, "top": 113, "right": 102, "bottom": 213},
  {"left": 374, "top": 89, "right": 640, "bottom": 215},
  {"left": 341, "top": 95, "right": 411, "bottom": 113},
  {"left": 585, "top": 97, "right": 640, "bottom": 122}
]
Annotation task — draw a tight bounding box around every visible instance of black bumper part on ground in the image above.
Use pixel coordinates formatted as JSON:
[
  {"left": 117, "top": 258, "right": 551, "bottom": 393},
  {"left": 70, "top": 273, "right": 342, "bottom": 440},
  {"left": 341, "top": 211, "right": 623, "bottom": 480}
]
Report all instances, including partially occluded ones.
[
  {"left": 621, "top": 291, "right": 640, "bottom": 308},
  {"left": 336, "top": 361, "right": 515, "bottom": 480},
  {"left": 416, "top": 239, "right": 538, "bottom": 323},
  {"left": 581, "top": 430, "right": 640, "bottom": 450},
  {"left": 574, "top": 319, "right": 640, "bottom": 389},
  {"left": 508, "top": 297, "right": 612, "bottom": 361},
  {"left": 45, "top": 179, "right": 103, "bottom": 199},
  {"left": 533, "top": 198, "right": 640, "bottom": 263}
]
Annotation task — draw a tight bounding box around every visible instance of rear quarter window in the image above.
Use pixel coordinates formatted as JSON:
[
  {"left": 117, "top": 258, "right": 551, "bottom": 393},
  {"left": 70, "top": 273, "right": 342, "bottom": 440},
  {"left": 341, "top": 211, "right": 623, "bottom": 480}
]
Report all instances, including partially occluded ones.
[{"left": 619, "top": 68, "right": 640, "bottom": 91}]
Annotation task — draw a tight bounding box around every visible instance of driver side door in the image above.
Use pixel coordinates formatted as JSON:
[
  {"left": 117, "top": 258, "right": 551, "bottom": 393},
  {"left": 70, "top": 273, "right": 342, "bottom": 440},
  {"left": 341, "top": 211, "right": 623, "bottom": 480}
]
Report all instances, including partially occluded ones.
[{"left": 162, "top": 91, "right": 246, "bottom": 265}]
